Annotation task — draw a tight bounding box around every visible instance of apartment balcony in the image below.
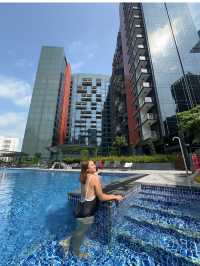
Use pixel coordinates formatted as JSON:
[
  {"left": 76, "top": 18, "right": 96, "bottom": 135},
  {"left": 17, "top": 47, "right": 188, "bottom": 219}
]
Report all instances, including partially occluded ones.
[
  {"left": 143, "top": 130, "right": 159, "bottom": 141},
  {"left": 81, "top": 97, "right": 92, "bottom": 102},
  {"left": 130, "top": 15, "right": 142, "bottom": 32},
  {"left": 130, "top": 24, "right": 143, "bottom": 42},
  {"left": 132, "top": 27, "right": 144, "bottom": 44},
  {"left": 118, "top": 103, "right": 124, "bottom": 112},
  {"left": 137, "top": 81, "right": 152, "bottom": 97},
  {"left": 114, "top": 99, "right": 120, "bottom": 107},
  {"left": 151, "top": 130, "right": 159, "bottom": 139},
  {"left": 77, "top": 89, "right": 87, "bottom": 93},
  {"left": 131, "top": 32, "right": 144, "bottom": 50},
  {"left": 76, "top": 105, "right": 86, "bottom": 110},
  {"left": 135, "top": 55, "right": 148, "bottom": 72},
  {"left": 136, "top": 68, "right": 150, "bottom": 84},
  {"left": 139, "top": 97, "right": 154, "bottom": 112},
  {"left": 142, "top": 113, "right": 157, "bottom": 126}
]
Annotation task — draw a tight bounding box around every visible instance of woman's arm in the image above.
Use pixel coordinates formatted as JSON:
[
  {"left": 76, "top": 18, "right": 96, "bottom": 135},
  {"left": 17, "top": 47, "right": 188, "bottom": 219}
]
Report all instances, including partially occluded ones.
[{"left": 93, "top": 174, "right": 123, "bottom": 202}]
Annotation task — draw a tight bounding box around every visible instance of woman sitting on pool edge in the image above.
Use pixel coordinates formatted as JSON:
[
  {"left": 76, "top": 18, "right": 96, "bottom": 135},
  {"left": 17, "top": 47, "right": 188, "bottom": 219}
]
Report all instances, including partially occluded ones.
[{"left": 60, "top": 160, "right": 124, "bottom": 258}]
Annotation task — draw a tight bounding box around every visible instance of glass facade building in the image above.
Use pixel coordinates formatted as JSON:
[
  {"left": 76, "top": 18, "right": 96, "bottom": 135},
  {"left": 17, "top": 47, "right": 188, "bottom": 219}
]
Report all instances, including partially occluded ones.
[
  {"left": 119, "top": 3, "right": 200, "bottom": 153},
  {"left": 102, "top": 32, "right": 128, "bottom": 154},
  {"left": 69, "top": 74, "right": 110, "bottom": 146},
  {"left": 22, "top": 46, "right": 71, "bottom": 158}
]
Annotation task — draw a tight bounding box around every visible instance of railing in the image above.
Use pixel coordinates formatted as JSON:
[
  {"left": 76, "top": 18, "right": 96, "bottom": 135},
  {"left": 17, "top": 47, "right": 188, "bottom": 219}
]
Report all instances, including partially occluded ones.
[
  {"left": 141, "top": 97, "right": 152, "bottom": 105},
  {"left": 136, "top": 67, "right": 150, "bottom": 83},
  {"left": 146, "top": 113, "right": 156, "bottom": 120},
  {"left": 151, "top": 130, "right": 158, "bottom": 139}
]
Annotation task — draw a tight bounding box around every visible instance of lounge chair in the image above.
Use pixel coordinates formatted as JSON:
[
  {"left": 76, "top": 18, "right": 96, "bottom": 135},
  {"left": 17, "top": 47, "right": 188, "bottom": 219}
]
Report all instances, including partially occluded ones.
[
  {"left": 113, "top": 161, "right": 122, "bottom": 169},
  {"left": 104, "top": 161, "right": 110, "bottom": 169},
  {"left": 109, "top": 161, "right": 115, "bottom": 168},
  {"left": 124, "top": 162, "right": 133, "bottom": 168},
  {"left": 97, "top": 160, "right": 104, "bottom": 169},
  {"left": 122, "top": 162, "right": 136, "bottom": 170}
]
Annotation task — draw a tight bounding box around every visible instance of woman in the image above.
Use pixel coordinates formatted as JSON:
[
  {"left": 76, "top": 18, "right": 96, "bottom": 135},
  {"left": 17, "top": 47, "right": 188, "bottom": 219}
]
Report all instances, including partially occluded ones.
[{"left": 61, "top": 160, "right": 123, "bottom": 258}]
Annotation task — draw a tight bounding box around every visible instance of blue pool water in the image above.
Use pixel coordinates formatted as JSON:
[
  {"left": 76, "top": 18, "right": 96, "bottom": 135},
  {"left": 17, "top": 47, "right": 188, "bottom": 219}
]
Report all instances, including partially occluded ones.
[
  {"left": 0, "top": 169, "right": 132, "bottom": 265},
  {"left": 1, "top": 169, "right": 200, "bottom": 266}
]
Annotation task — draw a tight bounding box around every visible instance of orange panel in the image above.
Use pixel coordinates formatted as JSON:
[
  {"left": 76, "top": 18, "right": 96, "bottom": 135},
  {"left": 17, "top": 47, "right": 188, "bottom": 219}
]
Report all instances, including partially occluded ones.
[{"left": 58, "top": 64, "right": 71, "bottom": 144}]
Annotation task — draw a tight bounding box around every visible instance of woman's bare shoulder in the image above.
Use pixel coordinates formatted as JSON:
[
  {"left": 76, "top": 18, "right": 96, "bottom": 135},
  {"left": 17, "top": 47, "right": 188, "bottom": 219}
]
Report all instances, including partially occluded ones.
[{"left": 90, "top": 173, "right": 100, "bottom": 183}]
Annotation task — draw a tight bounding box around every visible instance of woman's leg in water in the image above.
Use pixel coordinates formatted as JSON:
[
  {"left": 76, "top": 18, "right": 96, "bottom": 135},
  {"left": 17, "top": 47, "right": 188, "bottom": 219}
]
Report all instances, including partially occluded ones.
[{"left": 69, "top": 216, "right": 94, "bottom": 257}]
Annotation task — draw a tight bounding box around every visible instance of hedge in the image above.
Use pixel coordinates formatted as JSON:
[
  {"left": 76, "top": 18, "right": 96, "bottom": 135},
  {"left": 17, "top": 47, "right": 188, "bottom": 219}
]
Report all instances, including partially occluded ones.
[
  {"left": 62, "top": 154, "right": 175, "bottom": 164},
  {"left": 91, "top": 154, "right": 176, "bottom": 163}
]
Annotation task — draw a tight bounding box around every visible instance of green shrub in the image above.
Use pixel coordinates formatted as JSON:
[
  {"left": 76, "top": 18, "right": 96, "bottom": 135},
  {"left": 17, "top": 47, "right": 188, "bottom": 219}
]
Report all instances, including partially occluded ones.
[
  {"left": 91, "top": 154, "right": 175, "bottom": 163},
  {"left": 80, "top": 149, "right": 89, "bottom": 160},
  {"left": 110, "top": 147, "right": 118, "bottom": 156},
  {"left": 63, "top": 157, "right": 80, "bottom": 164}
]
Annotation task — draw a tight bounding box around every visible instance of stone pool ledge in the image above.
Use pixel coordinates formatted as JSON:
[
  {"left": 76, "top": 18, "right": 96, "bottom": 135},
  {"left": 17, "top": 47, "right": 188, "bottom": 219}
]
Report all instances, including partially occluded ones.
[{"left": 134, "top": 171, "right": 200, "bottom": 188}]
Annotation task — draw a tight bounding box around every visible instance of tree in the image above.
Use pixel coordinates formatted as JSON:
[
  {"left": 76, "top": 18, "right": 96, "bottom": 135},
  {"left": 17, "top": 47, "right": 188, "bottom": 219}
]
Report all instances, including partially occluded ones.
[
  {"left": 146, "top": 140, "right": 156, "bottom": 155},
  {"left": 178, "top": 105, "right": 200, "bottom": 144},
  {"left": 34, "top": 153, "right": 42, "bottom": 164},
  {"left": 112, "top": 136, "right": 128, "bottom": 156},
  {"left": 80, "top": 149, "right": 89, "bottom": 160}
]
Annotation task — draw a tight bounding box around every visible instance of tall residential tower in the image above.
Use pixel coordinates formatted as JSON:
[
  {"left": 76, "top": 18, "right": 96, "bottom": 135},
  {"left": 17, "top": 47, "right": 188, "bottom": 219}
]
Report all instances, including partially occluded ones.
[
  {"left": 22, "top": 46, "right": 71, "bottom": 158},
  {"left": 69, "top": 74, "right": 109, "bottom": 146},
  {"left": 119, "top": 3, "right": 200, "bottom": 153}
]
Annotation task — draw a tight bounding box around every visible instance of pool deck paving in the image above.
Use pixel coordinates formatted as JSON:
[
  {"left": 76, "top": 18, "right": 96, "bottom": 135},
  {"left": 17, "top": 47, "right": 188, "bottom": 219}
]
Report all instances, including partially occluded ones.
[{"left": 101, "top": 170, "right": 200, "bottom": 194}]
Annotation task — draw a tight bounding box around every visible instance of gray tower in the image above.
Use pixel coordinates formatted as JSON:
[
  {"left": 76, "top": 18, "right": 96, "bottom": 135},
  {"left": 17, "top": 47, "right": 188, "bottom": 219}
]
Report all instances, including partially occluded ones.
[{"left": 22, "top": 46, "right": 67, "bottom": 158}]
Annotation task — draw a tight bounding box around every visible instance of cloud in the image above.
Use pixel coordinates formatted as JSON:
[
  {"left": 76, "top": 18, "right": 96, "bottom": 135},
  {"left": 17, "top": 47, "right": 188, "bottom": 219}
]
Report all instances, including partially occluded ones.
[
  {"left": 67, "top": 41, "right": 98, "bottom": 58},
  {"left": 169, "top": 65, "right": 178, "bottom": 71},
  {"left": 71, "top": 61, "right": 85, "bottom": 72},
  {"left": 7, "top": 49, "right": 16, "bottom": 56},
  {"left": 15, "top": 58, "right": 33, "bottom": 68},
  {"left": 149, "top": 17, "right": 182, "bottom": 58},
  {"left": 67, "top": 41, "right": 98, "bottom": 72},
  {"left": 0, "top": 112, "right": 28, "bottom": 151},
  {"left": 7, "top": 50, "right": 33, "bottom": 68},
  {"left": 189, "top": 4, "right": 200, "bottom": 29},
  {"left": 68, "top": 41, "right": 82, "bottom": 55},
  {"left": 0, "top": 75, "right": 32, "bottom": 107},
  {"left": 87, "top": 52, "right": 94, "bottom": 59}
]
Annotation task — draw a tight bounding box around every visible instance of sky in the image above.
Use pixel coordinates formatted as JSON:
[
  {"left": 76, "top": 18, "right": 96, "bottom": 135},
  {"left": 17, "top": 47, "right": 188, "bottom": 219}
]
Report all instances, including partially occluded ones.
[{"left": 0, "top": 2, "right": 199, "bottom": 151}]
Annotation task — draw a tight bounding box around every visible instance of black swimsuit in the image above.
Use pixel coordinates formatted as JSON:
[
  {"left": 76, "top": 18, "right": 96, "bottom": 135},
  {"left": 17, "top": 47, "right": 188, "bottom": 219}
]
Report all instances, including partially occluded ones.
[
  {"left": 75, "top": 197, "right": 98, "bottom": 218},
  {"left": 75, "top": 177, "right": 99, "bottom": 218}
]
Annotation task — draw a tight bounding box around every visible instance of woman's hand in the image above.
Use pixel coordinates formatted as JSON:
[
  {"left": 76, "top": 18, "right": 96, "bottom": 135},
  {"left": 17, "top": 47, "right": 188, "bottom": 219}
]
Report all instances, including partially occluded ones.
[{"left": 114, "top": 195, "right": 124, "bottom": 201}]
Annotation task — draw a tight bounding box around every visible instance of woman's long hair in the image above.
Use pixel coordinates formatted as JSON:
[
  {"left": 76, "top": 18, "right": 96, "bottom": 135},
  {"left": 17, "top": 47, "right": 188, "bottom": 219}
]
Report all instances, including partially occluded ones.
[{"left": 80, "top": 161, "right": 90, "bottom": 184}]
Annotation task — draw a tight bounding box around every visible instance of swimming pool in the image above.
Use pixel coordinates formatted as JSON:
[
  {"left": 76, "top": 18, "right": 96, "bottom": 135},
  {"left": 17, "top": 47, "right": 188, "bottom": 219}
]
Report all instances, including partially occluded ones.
[
  {"left": 0, "top": 169, "right": 200, "bottom": 265},
  {"left": 0, "top": 168, "right": 134, "bottom": 265}
]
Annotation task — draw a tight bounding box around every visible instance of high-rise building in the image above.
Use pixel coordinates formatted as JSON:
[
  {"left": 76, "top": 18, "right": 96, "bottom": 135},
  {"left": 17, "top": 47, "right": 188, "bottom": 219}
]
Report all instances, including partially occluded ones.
[
  {"left": 0, "top": 136, "right": 19, "bottom": 161},
  {"left": 119, "top": 3, "right": 200, "bottom": 153},
  {"left": 102, "top": 32, "right": 128, "bottom": 154},
  {"left": 22, "top": 46, "right": 71, "bottom": 158},
  {"left": 101, "top": 85, "right": 113, "bottom": 155},
  {"left": 171, "top": 73, "right": 200, "bottom": 113},
  {"left": 69, "top": 74, "right": 110, "bottom": 146},
  {"left": 191, "top": 30, "right": 200, "bottom": 53}
]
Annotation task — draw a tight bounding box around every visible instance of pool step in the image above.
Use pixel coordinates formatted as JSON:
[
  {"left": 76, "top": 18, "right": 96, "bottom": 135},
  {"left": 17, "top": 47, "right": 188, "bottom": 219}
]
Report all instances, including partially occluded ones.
[
  {"left": 141, "top": 185, "right": 200, "bottom": 198},
  {"left": 135, "top": 196, "right": 192, "bottom": 208},
  {"left": 128, "top": 203, "right": 200, "bottom": 237},
  {"left": 119, "top": 215, "right": 200, "bottom": 264},
  {"left": 133, "top": 196, "right": 200, "bottom": 220},
  {"left": 140, "top": 190, "right": 200, "bottom": 201},
  {"left": 116, "top": 232, "right": 199, "bottom": 266},
  {"left": 137, "top": 191, "right": 200, "bottom": 205}
]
